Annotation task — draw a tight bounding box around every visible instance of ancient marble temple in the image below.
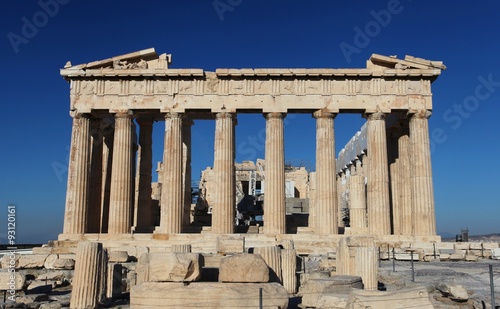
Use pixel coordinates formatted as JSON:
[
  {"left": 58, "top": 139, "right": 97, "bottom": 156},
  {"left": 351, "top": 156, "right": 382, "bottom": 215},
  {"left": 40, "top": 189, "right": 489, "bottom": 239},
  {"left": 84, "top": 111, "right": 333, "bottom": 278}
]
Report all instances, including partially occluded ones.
[{"left": 59, "top": 48, "right": 445, "bottom": 241}]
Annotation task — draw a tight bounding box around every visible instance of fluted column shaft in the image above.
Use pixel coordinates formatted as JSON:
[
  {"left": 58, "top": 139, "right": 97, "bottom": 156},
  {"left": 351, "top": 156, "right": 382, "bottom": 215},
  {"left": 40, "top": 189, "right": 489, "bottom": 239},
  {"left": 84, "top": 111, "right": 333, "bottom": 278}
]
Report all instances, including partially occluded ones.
[
  {"left": 398, "top": 133, "right": 412, "bottom": 235},
  {"left": 182, "top": 119, "right": 194, "bottom": 230},
  {"left": 254, "top": 246, "right": 282, "bottom": 283},
  {"left": 212, "top": 113, "right": 235, "bottom": 234},
  {"left": 349, "top": 174, "right": 367, "bottom": 229},
  {"left": 263, "top": 113, "right": 286, "bottom": 235},
  {"left": 70, "top": 241, "right": 107, "bottom": 309},
  {"left": 108, "top": 112, "right": 134, "bottom": 234},
  {"left": 366, "top": 112, "right": 391, "bottom": 235},
  {"left": 100, "top": 118, "right": 114, "bottom": 233},
  {"left": 63, "top": 113, "right": 91, "bottom": 234},
  {"left": 313, "top": 111, "right": 338, "bottom": 234},
  {"left": 281, "top": 249, "right": 297, "bottom": 294},
  {"left": 135, "top": 117, "right": 154, "bottom": 232},
  {"left": 159, "top": 113, "right": 183, "bottom": 234},
  {"left": 410, "top": 110, "right": 436, "bottom": 236},
  {"left": 87, "top": 118, "right": 103, "bottom": 233}
]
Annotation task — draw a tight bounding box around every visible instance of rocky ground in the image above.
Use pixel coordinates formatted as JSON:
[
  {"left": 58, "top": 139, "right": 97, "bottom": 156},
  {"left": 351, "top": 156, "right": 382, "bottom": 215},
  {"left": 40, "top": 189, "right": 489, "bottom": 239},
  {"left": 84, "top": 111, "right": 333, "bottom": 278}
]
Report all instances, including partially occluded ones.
[{"left": 378, "top": 259, "right": 500, "bottom": 308}]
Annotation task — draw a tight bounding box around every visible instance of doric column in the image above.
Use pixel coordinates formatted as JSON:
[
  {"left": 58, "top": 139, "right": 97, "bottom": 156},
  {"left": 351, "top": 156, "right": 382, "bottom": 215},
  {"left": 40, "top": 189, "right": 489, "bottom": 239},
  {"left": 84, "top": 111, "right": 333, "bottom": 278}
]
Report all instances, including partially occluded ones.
[
  {"left": 70, "top": 241, "right": 107, "bottom": 308},
  {"left": 135, "top": 117, "right": 154, "bottom": 232},
  {"left": 388, "top": 128, "right": 401, "bottom": 235},
  {"left": 182, "top": 118, "right": 194, "bottom": 230},
  {"left": 87, "top": 118, "right": 103, "bottom": 233},
  {"left": 158, "top": 113, "right": 183, "bottom": 234},
  {"left": 366, "top": 112, "right": 391, "bottom": 235},
  {"left": 212, "top": 113, "right": 236, "bottom": 234},
  {"left": 100, "top": 117, "right": 114, "bottom": 233},
  {"left": 409, "top": 110, "right": 436, "bottom": 236},
  {"left": 398, "top": 132, "right": 412, "bottom": 236},
  {"left": 349, "top": 174, "right": 367, "bottom": 230},
  {"left": 108, "top": 111, "right": 134, "bottom": 234},
  {"left": 263, "top": 113, "right": 286, "bottom": 235},
  {"left": 313, "top": 110, "right": 338, "bottom": 234},
  {"left": 308, "top": 172, "right": 316, "bottom": 229},
  {"left": 63, "top": 113, "right": 91, "bottom": 234}
]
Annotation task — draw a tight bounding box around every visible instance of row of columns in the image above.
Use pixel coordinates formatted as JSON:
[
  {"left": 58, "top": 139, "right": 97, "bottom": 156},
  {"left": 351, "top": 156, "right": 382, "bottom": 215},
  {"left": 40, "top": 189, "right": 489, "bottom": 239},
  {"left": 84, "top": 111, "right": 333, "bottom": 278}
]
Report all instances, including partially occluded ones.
[
  {"left": 338, "top": 111, "right": 436, "bottom": 236},
  {"left": 63, "top": 108, "right": 435, "bottom": 236}
]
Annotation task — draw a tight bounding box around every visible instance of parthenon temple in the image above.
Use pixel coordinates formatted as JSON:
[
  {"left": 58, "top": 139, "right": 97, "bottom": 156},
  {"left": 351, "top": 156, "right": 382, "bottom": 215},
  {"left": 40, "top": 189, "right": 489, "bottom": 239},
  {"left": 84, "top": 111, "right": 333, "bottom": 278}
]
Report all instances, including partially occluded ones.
[{"left": 59, "top": 48, "right": 445, "bottom": 250}]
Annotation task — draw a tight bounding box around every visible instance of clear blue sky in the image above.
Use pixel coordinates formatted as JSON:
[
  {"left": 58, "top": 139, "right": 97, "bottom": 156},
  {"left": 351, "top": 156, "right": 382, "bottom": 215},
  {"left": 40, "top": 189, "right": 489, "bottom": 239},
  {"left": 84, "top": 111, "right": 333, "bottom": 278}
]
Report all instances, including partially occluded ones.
[{"left": 1, "top": 1, "right": 499, "bottom": 243}]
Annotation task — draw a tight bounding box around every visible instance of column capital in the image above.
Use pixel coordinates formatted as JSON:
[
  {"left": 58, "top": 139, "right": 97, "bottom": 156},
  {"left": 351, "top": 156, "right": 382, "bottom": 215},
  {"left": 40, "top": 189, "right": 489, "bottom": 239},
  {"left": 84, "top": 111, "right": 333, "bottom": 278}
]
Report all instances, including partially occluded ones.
[
  {"left": 113, "top": 110, "right": 134, "bottom": 119},
  {"left": 70, "top": 111, "right": 91, "bottom": 119},
  {"left": 264, "top": 112, "right": 286, "bottom": 120},
  {"left": 313, "top": 110, "right": 337, "bottom": 119},
  {"left": 364, "top": 111, "right": 386, "bottom": 120},
  {"left": 164, "top": 112, "right": 183, "bottom": 120},
  {"left": 408, "top": 109, "right": 432, "bottom": 120},
  {"left": 214, "top": 112, "right": 235, "bottom": 119}
]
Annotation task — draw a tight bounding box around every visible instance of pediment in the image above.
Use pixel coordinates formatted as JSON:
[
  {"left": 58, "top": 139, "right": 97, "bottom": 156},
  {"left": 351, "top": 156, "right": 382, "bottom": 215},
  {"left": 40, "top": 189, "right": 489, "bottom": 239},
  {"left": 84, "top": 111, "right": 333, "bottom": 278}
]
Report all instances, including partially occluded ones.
[
  {"left": 369, "top": 54, "right": 446, "bottom": 71},
  {"left": 63, "top": 48, "right": 172, "bottom": 70}
]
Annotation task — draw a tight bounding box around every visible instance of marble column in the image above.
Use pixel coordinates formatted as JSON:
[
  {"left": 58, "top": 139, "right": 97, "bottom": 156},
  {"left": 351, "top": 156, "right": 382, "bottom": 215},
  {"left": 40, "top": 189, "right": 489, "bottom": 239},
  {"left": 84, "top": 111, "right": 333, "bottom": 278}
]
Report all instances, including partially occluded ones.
[
  {"left": 313, "top": 111, "right": 338, "bottom": 234},
  {"left": 409, "top": 110, "right": 436, "bottom": 236},
  {"left": 366, "top": 112, "right": 391, "bottom": 235},
  {"left": 349, "top": 174, "right": 367, "bottom": 230},
  {"left": 263, "top": 113, "right": 286, "bottom": 235},
  {"left": 159, "top": 113, "right": 183, "bottom": 234},
  {"left": 63, "top": 113, "right": 91, "bottom": 234},
  {"left": 87, "top": 118, "right": 103, "bottom": 233},
  {"left": 398, "top": 131, "right": 413, "bottom": 236},
  {"left": 212, "top": 113, "right": 235, "bottom": 234},
  {"left": 100, "top": 117, "right": 114, "bottom": 233},
  {"left": 182, "top": 118, "right": 194, "bottom": 230},
  {"left": 108, "top": 111, "right": 134, "bottom": 234},
  {"left": 70, "top": 241, "right": 107, "bottom": 308},
  {"left": 388, "top": 128, "right": 401, "bottom": 235},
  {"left": 135, "top": 117, "right": 154, "bottom": 232}
]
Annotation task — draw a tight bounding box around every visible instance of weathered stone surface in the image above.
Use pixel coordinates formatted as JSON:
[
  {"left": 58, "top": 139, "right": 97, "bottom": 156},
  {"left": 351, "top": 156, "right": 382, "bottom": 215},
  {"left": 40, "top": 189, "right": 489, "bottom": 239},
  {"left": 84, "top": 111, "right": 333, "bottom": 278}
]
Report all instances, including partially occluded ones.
[
  {"left": 32, "top": 247, "right": 53, "bottom": 255},
  {"left": 346, "top": 286, "right": 434, "bottom": 309},
  {"left": 491, "top": 248, "right": 500, "bottom": 260},
  {"left": 300, "top": 276, "right": 362, "bottom": 308},
  {"left": 108, "top": 251, "right": 129, "bottom": 263},
  {"left": 299, "top": 276, "right": 363, "bottom": 296},
  {"left": 307, "top": 293, "right": 349, "bottom": 309},
  {"left": 16, "top": 293, "right": 48, "bottom": 304},
  {"left": 52, "top": 258, "right": 75, "bottom": 269},
  {"left": 436, "top": 283, "right": 469, "bottom": 301},
  {"left": 131, "top": 282, "right": 288, "bottom": 308},
  {"left": 254, "top": 246, "right": 282, "bottom": 283},
  {"left": 1, "top": 254, "right": 19, "bottom": 269},
  {"left": 171, "top": 244, "right": 192, "bottom": 253},
  {"left": 18, "top": 255, "right": 48, "bottom": 269},
  {"left": 465, "top": 254, "right": 478, "bottom": 262},
  {"left": 70, "top": 242, "right": 107, "bottom": 309},
  {"left": 281, "top": 249, "right": 297, "bottom": 294},
  {"left": 37, "top": 271, "right": 68, "bottom": 281},
  {"left": 0, "top": 271, "right": 25, "bottom": 290},
  {"left": 219, "top": 254, "right": 269, "bottom": 283},
  {"left": 43, "top": 254, "right": 58, "bottom": 269},
  {"left": 39, "top": 303, "right": 63, "bottom": 309},
  {"left": 136, "top": 253, "right": 150, "bottom": 285},
  {"left": 149, "top": 252, "right": 201, "bottom": 282},
  {"left": 216, "top": 235, "right": 245, "bottom": 254}
]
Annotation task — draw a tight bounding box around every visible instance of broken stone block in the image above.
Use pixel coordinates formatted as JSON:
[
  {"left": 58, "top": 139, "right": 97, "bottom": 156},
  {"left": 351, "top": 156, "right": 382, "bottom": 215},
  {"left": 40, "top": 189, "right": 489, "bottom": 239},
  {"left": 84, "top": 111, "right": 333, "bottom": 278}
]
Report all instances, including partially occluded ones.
[
  {"left": 43, "top": 254, "right": 58, "bottom": 269},
  {"left": 219, "top": 254, "right": 269, "bottom": 283},
  {"left": 131, "top": 282, "right": 288, "bottom": 308},
  {"left": 0, "top": 271, "right": 25, "bottom": 290},
  {"left": 254, "top": 246, "right": 282, "bottom": 283},
  {"left": 52, "top": 258, "right": 75, "bottom": 269},
  {"left": 216, "top": 235, "right": 245, "bottom": 254},
  {"left": 346, "top": 286, "right": 434, "bottom": 308},
  {"left": 465, "top": 254, "right": 478, "bottom": 262},
  {"left": 18, "top": 255, "right": 48, "bottom": 269},
  {"left": 300, "top": 276, "right": 362, "bottom": 308},
  {"left": 436, "top": 283, "right": 469, "bottom": 302},
  {"left": 16, "top": 293, "right": 49, "bottom": 304},
  {"left": 148, "top": 252, "right": 201, "bottom": 282},
  {"left": 37, "top": 271, "right": 67, "bottom": 281},
  {"left": 108, "top": 251, "right": 129, "bottom": 263},
  {"left": 39, "top": 302, "right": 63, "bottom": 309},
  {"left": 491, "top": 248, "right": 500, "bottom": 260},
  {"left": 1, "top": 254, "right": 19, "bottom": 269},
  {"left": 32, "top": 247, "right": 53, "bottom": 255}
]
